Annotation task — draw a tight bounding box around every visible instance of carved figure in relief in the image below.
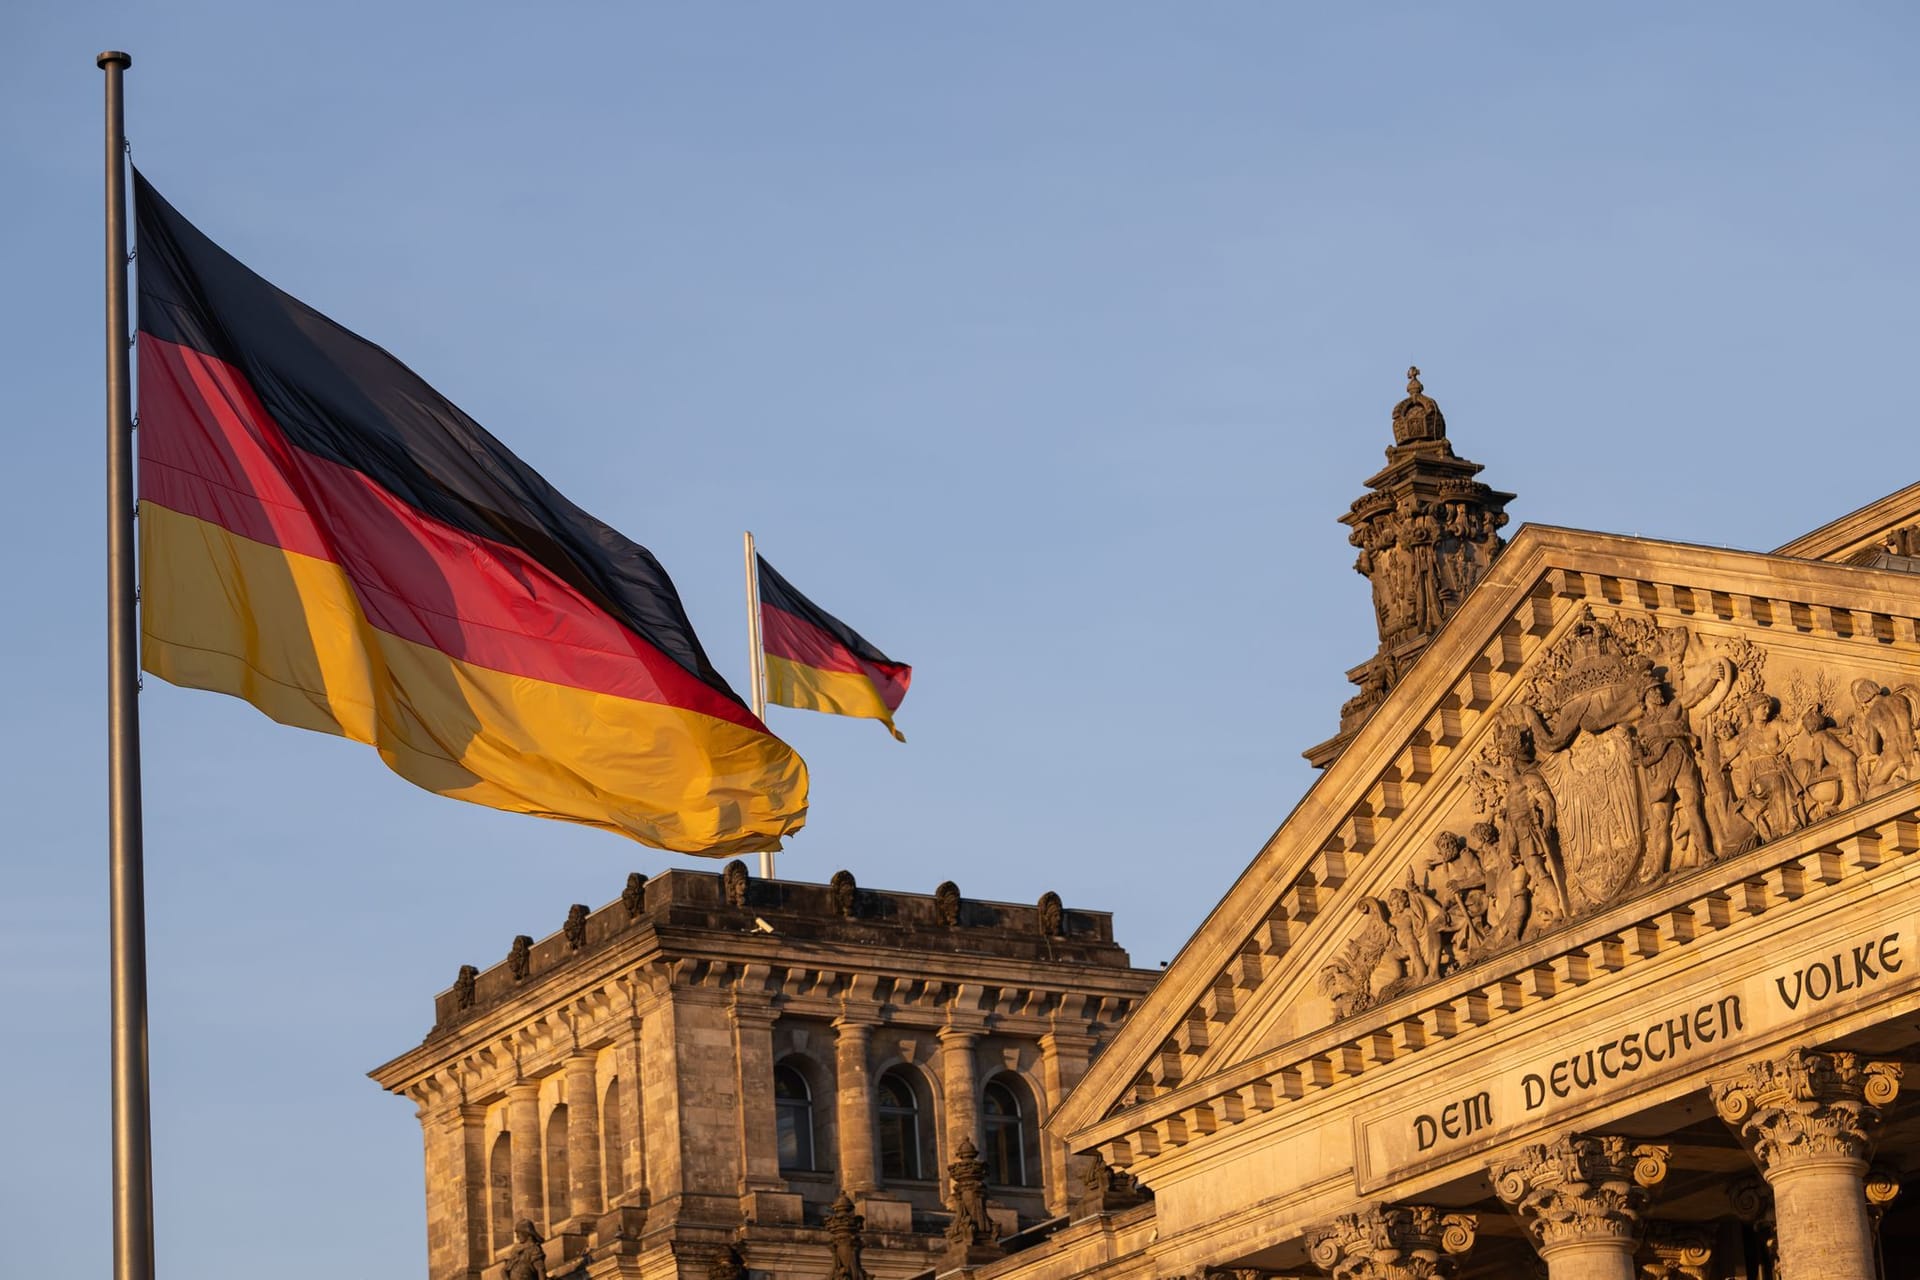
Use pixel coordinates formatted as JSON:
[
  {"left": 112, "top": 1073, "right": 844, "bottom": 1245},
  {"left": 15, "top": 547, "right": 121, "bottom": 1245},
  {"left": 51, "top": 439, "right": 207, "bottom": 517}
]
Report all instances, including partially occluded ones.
[
  {"left": 504, "top": 1221, "right": 547, "bottom": 1280},
  {"left": 1849, "top": 678, "right": 1919, "bottom": 797},
  {"left": 1489, "top": 725, "right": 1572, "bottom": 925},
  {"left": 1416, "top": 832, "right": 1489, "bottom": 963},
  {"left": 1632, "top": 683, "right": 1716, "bottom": 877},
  {"left": 1385, "top": 880, "right": 1445, "bottom": 985},
  {"left": 1791, "top": 705, "right": 1859, "bottom": 820},
  {"left": 1395, "top": 494, "right": 1444, "bottom": 637},
  {"left": 1318, "top": 897, "right": 1396, "bottom": 1017},
  {"left": 1725, "top": 695, "right": 1802, "bottom": 842}
]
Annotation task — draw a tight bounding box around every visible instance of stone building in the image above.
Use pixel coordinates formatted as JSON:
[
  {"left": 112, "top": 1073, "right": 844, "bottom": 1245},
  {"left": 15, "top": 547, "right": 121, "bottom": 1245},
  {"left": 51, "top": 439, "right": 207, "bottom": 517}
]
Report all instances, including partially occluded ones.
[
  {"left": 379, "top": 374, "right": 1920, "bottom": 1280},
  {"left": 369, "top": 866, "right": 1160, "bottom": 1279}
]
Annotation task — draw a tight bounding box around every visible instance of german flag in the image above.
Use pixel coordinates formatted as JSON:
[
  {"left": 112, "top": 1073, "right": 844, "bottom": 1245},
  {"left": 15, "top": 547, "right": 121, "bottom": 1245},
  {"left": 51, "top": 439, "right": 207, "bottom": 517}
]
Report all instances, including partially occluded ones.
[
  {"left": 133, "top": 171, "right": 806, "bottom": 855},
  {"left": 757, "top": 556, "right": 911, "bottom": 740}
]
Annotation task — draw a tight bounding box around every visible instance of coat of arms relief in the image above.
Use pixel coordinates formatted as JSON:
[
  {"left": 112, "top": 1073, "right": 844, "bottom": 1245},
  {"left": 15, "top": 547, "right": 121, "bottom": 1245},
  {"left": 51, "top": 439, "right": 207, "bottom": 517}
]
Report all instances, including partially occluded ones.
[{"left": 1320, "top": 605, "right": 1920, "bottom": 1019}]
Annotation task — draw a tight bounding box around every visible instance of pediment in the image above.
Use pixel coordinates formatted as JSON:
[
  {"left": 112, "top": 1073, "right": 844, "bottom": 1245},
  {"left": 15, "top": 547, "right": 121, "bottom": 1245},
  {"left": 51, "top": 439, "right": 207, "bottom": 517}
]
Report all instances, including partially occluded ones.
[{"left": 1053, "top": 521, "right": 1920, "bottom": 1144}]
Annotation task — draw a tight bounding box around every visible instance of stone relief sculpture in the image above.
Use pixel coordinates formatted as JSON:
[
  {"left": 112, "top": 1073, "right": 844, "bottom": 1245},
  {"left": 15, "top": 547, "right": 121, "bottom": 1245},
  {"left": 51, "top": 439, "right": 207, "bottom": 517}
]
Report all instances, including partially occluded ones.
[
  {"left": 509, "top": 935, "right": 533, "bottom": 982},
  {"left": 1038, "top": 891, "right": 1065, "bottom": 937},
  {"left": 1322, "top": 606, "right": 1920, "bottom": 1019},
  {"left": 563, "top": 904, "right": 589, "bottom": 950}
]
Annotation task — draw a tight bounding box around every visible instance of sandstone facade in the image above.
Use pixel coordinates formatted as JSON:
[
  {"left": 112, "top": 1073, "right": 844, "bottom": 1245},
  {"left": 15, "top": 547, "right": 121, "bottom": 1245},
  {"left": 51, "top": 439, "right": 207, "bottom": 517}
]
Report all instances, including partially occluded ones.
[{"left": 377, "top": 378, "right": 1920, "bottom": 1279}]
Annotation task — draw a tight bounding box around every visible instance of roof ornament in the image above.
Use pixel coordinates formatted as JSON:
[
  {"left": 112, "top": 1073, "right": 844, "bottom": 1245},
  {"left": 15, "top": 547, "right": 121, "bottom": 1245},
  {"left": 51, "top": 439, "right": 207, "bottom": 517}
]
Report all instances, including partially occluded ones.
[{"left": 1391, "top": 364, "right": 1449, "bottom": 447}]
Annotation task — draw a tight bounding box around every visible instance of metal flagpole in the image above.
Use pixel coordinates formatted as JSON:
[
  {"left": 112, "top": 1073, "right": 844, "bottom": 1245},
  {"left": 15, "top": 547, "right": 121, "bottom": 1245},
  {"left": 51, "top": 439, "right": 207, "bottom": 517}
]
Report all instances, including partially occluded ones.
[
  {"left": 98, "top": 49, "right": 156, "bottom": 1280},
  {"left": 743, "top": 531, "right": 774, "bottom": 879}
]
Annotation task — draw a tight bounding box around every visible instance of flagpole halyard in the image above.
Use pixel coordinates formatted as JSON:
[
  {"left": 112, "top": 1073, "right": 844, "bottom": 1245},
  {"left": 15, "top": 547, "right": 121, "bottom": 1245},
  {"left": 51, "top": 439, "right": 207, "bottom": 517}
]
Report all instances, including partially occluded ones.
[
  {"left": 98, "top": 47, "right": 156, "bottom": 1280},
  {"left": 743, "top": 530, "right": 775, "bottom": 878}
]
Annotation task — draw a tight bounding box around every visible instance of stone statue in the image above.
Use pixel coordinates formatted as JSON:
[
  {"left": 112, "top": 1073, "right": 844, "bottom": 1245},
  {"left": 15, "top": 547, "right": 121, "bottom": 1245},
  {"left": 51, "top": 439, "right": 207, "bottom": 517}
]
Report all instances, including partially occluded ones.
[
  {"left": 503, "top": 1220, "right": 546, "bottom": 1280},
  {"left": 934, "top": 880, "right": 962, "bottom": 927},
  {"left": 829, "top": 870, "right": 859, "bottom": 919},
  {"left": 621, "top": 872, "right": 647, "bottom": 919},
  {"left": 509, "top": 935, "right": 533, "bottom": 981},
  {"left": 1038, "top": 891, "right": 1064, "bottom": 937},
  {"left": 722, "top": 859, "right": 750, "bottom": 908},
  {"left": 563, "top": 904, "right": 589, "bottom": 950},
  {"left": 947, "top": 1137, "right": 996, "bottom": 1244},
  {"left": 707, "top": 1244, "right": 746, "bottom": 1280},
  {"left": 453, "top": 964, "right": 478, "bottom": 1011},
  {"left": 825, "top": 1192, "right": 868, "bottom": 1280}
]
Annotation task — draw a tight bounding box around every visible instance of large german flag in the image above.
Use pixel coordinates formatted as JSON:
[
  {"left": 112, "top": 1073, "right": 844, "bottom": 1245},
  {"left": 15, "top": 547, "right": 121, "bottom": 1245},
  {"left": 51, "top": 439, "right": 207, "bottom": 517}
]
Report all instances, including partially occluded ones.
[
  {"left": 133, "top": 171, "right": 806, "bottom": 855},
  {"left": 757, "top": 556, "right": 911, "bottom": 740}
]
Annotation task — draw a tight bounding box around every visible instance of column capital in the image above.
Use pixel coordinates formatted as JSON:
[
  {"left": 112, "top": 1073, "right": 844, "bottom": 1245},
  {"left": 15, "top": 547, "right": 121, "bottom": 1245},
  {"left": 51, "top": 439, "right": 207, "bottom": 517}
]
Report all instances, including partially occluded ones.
[
  {"left": 1639, "top": 1221, "right": 1713, "bottom": 1279},
  {"left": 507, "top": 1077, "right": 541, "bottom": 1100},
  {"left": 832, "top": 1011, "right": 880, "bottom": 1035},
  {"left": 1710, "top": 1048, "right": 1902, "bottom": 1174},
  {"left": 1490, "top": 1133, "right": 1669, "bottom": 1251},
  {"left": 940, "top": 1021, "right": 986, "bottom": 1045},
  {"left": 1305, "top": 1204, "right": 1476, "bottom": 1280}
]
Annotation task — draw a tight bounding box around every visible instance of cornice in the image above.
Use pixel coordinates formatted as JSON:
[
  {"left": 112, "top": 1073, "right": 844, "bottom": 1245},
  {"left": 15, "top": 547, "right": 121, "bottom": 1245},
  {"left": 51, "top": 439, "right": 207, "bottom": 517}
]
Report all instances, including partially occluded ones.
[
  {"left": 1069, "top": 791, "right": 1920, "bottom": 1168},
  {"left": 1774, "top": 480, "right": 1920, "bottom": 562}
]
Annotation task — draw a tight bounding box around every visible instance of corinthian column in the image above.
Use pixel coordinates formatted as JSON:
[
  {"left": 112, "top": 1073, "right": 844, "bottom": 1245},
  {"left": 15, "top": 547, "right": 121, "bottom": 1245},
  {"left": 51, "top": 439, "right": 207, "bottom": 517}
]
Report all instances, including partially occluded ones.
[
  {"left": 1490, "top": 1134, "right": 1669, "bottom": 1280},
  {"left": 1305, "top": 1204, "right": 1476, "bottom": 1280},
  {"left": 1710, "top": 1048, "right": 1902, "bottom": 1280}
]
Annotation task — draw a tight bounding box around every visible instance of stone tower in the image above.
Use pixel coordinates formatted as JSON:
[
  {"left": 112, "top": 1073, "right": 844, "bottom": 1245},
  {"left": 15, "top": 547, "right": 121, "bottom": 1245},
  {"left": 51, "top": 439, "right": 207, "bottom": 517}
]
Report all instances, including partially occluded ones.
[{"left": 1304, "top": 369, "right": 1515, "bottom": 767}]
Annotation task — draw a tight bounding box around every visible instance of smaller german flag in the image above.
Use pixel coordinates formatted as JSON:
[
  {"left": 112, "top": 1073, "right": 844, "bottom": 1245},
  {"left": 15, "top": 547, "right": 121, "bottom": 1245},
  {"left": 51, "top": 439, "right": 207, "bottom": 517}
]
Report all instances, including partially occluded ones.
[{"left": 757, "top": 556, "right": 912, "bottom": 740}]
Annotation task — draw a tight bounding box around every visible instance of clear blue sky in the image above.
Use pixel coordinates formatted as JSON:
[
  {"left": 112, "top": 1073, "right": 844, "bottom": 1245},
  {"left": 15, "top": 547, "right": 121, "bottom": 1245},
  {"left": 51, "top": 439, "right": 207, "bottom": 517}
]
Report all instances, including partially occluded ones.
[{"left": 5, "top": 4, "right": 1916, "bottom": 1275}]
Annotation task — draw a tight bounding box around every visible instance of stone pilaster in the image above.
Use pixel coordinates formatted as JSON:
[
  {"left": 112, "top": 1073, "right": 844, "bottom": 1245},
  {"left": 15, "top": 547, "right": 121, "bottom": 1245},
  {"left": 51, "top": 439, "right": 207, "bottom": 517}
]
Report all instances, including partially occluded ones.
[
  {"left": 731, "top": 997, "right": 783, "bottom": 1194},
  {"left": 507, "top": 1080, "right": 543, "bottom": 1229},
  {"left": 563, "top": 1054, "right": 603, "bottom": 1223},
  {"left": 1305, "top": 1204, "right": 1476, "bottom": 1280},
  {"left": 422, "top": 1101, "right": 488, "bottom": 1280},
  {"left": 833, "top": 1016, "right": 878, "bottom": 1194},
  {"left": 1039, "top": 1029, "right": 1096, "bottom": 1216},
  {"left": 1710, "top": 1047, "right": 1903, "bottom": 1280},
  {"left": 1490, "top": 1135, "right": 1670, "bottom": 1280},
  {"left": 940, "top": 1025, "right": 982, "bottom": 1166},
  {"left": 612, "top": 1011, "right": 649, "bottom": 1207}
]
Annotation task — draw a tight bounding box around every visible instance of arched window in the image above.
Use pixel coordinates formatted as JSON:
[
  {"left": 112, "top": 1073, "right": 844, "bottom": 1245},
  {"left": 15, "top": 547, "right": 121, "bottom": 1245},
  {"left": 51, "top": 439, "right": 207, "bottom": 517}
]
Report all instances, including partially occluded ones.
[
  {"left": 545, "top": 1104, "right": 570, "bottom": 1225},
  {"left": 774, "top": 1063, "right": 815, "bottom": 1171},
  {"left": 982, "top": 1075, "right": 1040, "bottom": 1187},
  {"left": 876, "top": 1067, "right": 935, "bottom": 1181}
]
